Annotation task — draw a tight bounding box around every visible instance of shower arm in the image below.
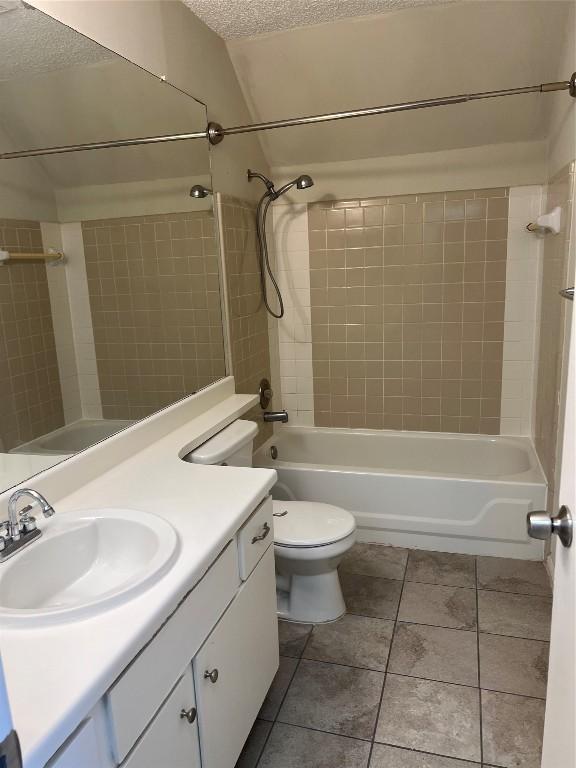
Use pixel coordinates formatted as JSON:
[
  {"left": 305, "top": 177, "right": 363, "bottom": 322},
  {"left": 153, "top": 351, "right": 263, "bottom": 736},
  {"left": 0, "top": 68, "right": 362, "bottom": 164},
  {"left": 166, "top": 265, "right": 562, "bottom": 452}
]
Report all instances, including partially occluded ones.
[
  {"left": 1, "top": 74, "right": 574, "bottom": 159},
  {"left": 274, "top": 180, "right": 298, "bottom": 197}
]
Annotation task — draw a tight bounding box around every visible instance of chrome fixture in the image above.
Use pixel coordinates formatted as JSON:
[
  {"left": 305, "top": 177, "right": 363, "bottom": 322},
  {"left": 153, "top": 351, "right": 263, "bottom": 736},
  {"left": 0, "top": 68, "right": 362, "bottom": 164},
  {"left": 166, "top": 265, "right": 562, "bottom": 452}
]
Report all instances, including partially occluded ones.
[
  {"left": 251, "top": 522, "right": 271, "bottom": 544},
  {"left": 204, "top": 668, "right": 219, "bottom": 683},
  {"left": 1, "top": 75, "right": 574, "bottom": 159},
  {"left": 527, "top": 505, "right": 573, "bottom": 548},
  {"left": 259, "top": 378, "right": 273, "bottom": 409},
  {"left": 559, "top": 287, "right": 574, "bottom": 301},
  {"left": 1, "top": 489, "right": 55, "bottom": 561},
  {"left": 189, "top": 184, "right": 212, "bottom": 199},
  {"left": 263, "top": 410, "right": 289, "bottom": 423},
  {"left": 248, "top": 169, "right": 314, "bottom": 318},
  {"left": 180, "top": 707, "right": 197, "bottom": 724}
]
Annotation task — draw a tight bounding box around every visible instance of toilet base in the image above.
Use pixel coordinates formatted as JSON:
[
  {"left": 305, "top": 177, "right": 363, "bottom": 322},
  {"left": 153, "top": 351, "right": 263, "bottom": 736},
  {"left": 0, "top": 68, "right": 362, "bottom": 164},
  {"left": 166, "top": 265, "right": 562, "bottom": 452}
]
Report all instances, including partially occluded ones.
[{"left": 276, "top": 570, "right": 347, "bottom": 624}]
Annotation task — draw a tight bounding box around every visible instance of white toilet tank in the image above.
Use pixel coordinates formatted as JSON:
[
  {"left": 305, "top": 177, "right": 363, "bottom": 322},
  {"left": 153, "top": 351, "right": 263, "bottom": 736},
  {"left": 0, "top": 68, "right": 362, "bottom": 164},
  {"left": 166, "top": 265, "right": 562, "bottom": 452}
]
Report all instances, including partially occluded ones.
[{"left": 186, "top": 420, "right": 258, "bottom": 467}]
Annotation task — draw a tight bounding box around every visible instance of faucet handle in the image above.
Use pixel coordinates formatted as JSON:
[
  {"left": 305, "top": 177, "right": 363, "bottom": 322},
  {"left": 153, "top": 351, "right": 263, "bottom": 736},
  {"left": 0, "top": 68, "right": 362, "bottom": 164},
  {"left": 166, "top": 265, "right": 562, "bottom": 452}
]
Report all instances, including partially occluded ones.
[{"left": 18, "top": 506, "right": 37, "bottom": 533}]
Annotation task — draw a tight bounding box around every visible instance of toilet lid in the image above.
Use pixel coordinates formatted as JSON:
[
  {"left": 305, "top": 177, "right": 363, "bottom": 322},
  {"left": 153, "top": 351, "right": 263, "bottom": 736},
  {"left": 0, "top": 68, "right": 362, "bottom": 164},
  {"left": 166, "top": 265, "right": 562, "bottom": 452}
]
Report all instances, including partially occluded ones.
[{"left": 272, "top": 500, "right": 356, "bottom": 548}]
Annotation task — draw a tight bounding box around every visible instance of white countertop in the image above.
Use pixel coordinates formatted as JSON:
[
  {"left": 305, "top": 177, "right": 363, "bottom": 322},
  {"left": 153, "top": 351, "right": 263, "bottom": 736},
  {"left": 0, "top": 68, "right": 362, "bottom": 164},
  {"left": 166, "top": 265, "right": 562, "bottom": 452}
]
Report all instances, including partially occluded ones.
[{"left": 0, "top": 385, "right": 276, "bottom": 767}]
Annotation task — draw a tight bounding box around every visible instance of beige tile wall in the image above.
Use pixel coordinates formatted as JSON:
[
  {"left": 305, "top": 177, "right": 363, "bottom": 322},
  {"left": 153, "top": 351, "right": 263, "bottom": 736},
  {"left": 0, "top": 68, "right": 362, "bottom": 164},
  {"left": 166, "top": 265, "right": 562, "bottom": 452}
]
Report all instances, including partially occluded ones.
[
  {"left": 219, "top": 195, "right": 272, "bottom": 447},
  {"left": 308, "top": 189, "right": 509, "bottom": 433},
  {"left": 534, "top": 162, "right": 574, "bottom": 508},
  {"left": 82, "top": 211, "right": 225, "bottom": 421},
  {"left": 0, "top": 220, "right": 64, "bottom": 450}
]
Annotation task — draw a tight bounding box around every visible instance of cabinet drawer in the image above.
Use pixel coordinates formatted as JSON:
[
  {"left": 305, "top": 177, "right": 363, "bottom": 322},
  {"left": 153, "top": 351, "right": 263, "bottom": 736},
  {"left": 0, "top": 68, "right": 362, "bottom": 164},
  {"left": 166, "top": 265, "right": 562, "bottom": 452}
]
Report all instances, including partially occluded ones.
[
  {"left": 237, "top": 496, "right": 273, "bottom": 580},
  {"left": 108, "top": 541, "right": 239, "bottom": 763},
  {"left": 194, "top": 547, "right": 279, "bottom": 768},
  {"left": 122, "top": 668, "right": 200, "bottom": 768}
]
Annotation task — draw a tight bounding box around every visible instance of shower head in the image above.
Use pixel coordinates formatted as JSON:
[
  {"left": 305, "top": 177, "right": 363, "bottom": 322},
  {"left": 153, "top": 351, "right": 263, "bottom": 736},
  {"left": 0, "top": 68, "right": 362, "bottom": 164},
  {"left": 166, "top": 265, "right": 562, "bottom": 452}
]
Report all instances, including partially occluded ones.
[
  {"left": 189, "top": 184, "right": 212, "bottom": 199},
  {"left": 295, "top": 174, "right": 314, "bottom": 190},
  {"left": 247, "top": 168, "right": 314, "bottom": 199},
  {"left": 274, "top": 173, "right": 315, "bottom": 198}
]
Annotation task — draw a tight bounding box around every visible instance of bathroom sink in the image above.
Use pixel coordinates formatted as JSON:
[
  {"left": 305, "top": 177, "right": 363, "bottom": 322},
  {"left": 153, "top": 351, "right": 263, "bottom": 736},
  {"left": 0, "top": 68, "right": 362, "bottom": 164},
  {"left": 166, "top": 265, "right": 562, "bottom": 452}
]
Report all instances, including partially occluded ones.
[{"left": 0, "top": 508, "right": 179, "bottom": 626}]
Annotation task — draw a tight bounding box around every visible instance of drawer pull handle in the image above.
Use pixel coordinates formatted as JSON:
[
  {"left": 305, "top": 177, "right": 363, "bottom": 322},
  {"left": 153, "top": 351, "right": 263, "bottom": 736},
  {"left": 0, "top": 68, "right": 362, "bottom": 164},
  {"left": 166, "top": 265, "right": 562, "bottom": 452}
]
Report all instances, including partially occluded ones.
[
  {"left": 252, "top": 522, "right": 271, "bottom": 544},
  {"left": 204, "top": 668, "right": 219, "bottom": 684},
  {"left": 180, "top": 707, "right": 197, "bottom": 724}
]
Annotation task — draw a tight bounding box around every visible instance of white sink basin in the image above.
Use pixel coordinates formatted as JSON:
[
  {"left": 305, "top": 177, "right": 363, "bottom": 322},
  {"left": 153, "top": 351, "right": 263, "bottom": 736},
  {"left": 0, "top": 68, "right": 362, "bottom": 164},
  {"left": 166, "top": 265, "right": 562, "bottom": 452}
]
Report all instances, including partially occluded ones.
[{"left": 0, "top": 508, "right": 179, "bottom": 625}]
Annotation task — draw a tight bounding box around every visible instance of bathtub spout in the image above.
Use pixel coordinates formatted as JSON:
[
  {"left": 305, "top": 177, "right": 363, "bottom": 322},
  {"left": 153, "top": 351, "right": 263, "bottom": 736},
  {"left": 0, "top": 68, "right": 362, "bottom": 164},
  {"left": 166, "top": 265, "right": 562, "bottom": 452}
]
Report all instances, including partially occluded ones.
[{"left": 263, "top": 410, "right": 289, "bottom": 423}]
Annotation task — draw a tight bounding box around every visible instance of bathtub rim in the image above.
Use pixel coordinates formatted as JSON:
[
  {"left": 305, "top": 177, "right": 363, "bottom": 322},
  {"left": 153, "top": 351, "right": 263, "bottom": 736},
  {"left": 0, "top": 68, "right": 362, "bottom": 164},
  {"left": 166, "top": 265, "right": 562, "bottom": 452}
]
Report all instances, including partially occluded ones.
[
  {"left": 254, "top": 426, "right": 547, "bottom": 486},
  {"left": 9, "top": 418, "right": 135, "bottom": 456}
]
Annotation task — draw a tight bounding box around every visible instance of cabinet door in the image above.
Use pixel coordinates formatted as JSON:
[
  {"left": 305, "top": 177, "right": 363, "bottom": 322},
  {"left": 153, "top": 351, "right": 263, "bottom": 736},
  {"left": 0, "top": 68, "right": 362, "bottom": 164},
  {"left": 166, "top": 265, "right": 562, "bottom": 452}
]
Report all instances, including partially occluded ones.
[
  {"left": 47, "top": 719, "right": 106, "bottom": 768},
  {"left": 193, "top": 546, "right": 279, "bottom": 768},
  {"left": 122, "top": 667, "right": 200, "bottom": 768}
]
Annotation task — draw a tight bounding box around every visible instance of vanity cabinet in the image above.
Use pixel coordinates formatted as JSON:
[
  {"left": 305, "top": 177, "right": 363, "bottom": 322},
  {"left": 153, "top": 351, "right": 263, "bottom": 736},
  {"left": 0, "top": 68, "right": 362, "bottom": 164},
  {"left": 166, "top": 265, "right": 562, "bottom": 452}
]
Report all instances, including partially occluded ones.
[
  {"left": 122, "top": 669, "right": 200, "bottom": 768},
  {"left": 107, "top": 542, "right": 240, "bottom": 764},
  {"left": 194, "top": 546, "right": 277, "bottom": 767},
  {"left": 45, "top": 495, "right": 279, "bottom": 768}
]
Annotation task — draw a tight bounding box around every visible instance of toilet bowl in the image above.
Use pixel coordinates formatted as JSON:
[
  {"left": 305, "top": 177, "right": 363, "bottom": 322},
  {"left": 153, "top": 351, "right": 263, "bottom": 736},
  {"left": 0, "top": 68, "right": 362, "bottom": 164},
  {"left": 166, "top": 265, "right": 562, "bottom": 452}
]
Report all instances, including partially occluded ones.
[
  {"left": 186, "top": 420, "right": 356, "bottom": 623},
  {"left": 273, "top": 500, "right": 356, "bottom": 623}
]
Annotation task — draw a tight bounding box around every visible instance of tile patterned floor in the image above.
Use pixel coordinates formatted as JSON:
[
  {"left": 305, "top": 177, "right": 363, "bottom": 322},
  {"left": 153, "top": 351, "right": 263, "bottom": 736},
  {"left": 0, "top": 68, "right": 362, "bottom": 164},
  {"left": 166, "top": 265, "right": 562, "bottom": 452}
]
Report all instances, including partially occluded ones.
[{"left": 236, "top": 545, "right": 552, "bottom": 768}]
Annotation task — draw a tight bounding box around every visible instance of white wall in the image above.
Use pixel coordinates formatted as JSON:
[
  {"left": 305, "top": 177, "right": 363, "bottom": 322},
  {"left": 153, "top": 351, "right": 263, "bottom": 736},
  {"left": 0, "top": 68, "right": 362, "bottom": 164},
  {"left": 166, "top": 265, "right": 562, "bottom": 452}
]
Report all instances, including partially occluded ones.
[
  {"left": 40, "top": 222, "right": 83, "bottom": 423},
  {"left": 501, "top": 186, "right": 544, "bottom": 436},
  {"left": 0, "top": 125, "right": 57, "bottom": 221},
  {"left": 227, "top": 1, "right": 569, "bottom": 168},
  {"left": 546, "top": 0, "right": 576, "bottom": 178},
  {"left": 55, "top": 175, "right": 212, "bottom": 222},
  {"left": 271, "top": 202, "right": 313, "bottom": 426},
  {"left": 41, "top": 221, "right": 102, "bottom": 422},
  {"left": 28, "top": 0, "right": 271, "bottom": 201},
  {"left": 271, "top": 141, "right": 547, "bottom": 204}
]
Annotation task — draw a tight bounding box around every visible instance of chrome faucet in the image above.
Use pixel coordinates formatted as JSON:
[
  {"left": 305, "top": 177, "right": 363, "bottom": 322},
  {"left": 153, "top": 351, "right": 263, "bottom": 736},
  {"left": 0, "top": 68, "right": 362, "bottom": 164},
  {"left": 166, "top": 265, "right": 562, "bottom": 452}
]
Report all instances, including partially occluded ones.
[
  {"left": 263, "top": 410, "right": 289, "bottom": 423},
  {"left": 1, "top": 488, "right": 55, "bottom": 561}
]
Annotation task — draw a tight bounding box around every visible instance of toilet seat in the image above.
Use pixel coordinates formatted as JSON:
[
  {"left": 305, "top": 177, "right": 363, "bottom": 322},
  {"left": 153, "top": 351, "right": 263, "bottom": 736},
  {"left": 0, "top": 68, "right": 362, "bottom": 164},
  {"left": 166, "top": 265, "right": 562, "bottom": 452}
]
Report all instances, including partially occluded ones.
[{"left": 272, "top": 500, "right": 356, "bottom": 548}]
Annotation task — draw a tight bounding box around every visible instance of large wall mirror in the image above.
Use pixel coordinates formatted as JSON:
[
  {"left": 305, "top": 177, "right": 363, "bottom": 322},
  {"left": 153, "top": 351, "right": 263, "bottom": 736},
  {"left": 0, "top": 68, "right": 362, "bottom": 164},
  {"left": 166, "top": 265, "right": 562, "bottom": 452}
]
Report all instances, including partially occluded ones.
[{"left": 0, "top": 3, "right": 225, "bottom": 493}]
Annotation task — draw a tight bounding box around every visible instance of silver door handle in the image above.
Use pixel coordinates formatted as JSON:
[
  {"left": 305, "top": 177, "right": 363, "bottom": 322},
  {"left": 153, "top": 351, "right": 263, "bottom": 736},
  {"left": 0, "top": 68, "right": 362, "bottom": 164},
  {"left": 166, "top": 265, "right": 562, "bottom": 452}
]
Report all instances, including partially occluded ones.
[
  {"left": 252, "top": 522, "right": 271, "bottom": 544},
  {"left": 559, "top": 287, "right": 574, "bottom": 300},
  {"left": 527, "top": 505, "right": 573, "bottom": 547}
]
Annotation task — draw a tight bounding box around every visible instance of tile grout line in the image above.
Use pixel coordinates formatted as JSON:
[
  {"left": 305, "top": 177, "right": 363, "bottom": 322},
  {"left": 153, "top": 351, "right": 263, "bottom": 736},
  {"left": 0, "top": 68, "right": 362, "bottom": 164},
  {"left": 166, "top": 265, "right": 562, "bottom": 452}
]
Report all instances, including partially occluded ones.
[
  {"left": 365, "top": 552, "right": 410, "bottom": 767},
  {"left": 475, "top": 556, "right": 484, "bottom": 766},
  {"left": 343, "top": 569, "right": 551, "bottom": 601},
  {"left": 253, "top": 624, "right": 311, "bottom": 768},
  {"left": 375, "top": 740, "right": 484, "bottom": 766}
]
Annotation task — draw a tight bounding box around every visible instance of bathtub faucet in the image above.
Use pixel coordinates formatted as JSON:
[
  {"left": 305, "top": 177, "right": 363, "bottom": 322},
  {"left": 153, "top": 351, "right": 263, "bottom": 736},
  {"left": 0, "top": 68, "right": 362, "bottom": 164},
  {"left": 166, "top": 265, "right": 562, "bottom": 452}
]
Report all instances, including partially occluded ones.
[{"left": 263, "top": 410, "right": 289, "bottom": 423}]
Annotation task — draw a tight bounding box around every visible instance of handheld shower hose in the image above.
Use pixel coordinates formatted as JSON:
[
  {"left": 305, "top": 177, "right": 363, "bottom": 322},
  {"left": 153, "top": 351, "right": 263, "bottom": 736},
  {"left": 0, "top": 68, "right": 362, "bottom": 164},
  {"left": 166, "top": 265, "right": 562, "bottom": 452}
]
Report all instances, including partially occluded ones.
[{"left": 248, "top": 169, "right": 314, "bottom": 319}]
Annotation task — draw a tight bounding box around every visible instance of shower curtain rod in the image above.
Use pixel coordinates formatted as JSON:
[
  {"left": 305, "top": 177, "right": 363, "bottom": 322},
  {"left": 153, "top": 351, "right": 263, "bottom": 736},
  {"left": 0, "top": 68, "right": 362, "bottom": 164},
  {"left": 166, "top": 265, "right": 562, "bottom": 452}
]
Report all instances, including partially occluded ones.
[{"left": 1, "top": 73, "right": 574, "bottom": 159}]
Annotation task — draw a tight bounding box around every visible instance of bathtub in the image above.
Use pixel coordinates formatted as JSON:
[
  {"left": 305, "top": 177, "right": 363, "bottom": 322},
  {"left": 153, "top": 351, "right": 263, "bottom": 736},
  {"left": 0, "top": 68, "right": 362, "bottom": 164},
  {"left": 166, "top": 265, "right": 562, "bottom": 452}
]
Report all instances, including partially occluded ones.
[
  {"left": 10, "top": 419, "right": 134, "bottom": 456},
  {"left": 254, "top": 427, "right": 547, "bottom": 559}
]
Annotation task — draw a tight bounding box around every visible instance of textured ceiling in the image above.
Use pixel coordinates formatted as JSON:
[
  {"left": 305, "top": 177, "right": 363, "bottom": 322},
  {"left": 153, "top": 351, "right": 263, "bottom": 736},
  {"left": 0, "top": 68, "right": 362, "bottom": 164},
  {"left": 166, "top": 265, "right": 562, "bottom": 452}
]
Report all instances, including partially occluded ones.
[
  {"left": 181, "top": 0, "right": 459, "bottom": 38},
  {"left": 0, "top": 3, "right": 113, "bottom": 81},
  {"left": 0, "top": 6, "right": 208, "bottom": 188}
]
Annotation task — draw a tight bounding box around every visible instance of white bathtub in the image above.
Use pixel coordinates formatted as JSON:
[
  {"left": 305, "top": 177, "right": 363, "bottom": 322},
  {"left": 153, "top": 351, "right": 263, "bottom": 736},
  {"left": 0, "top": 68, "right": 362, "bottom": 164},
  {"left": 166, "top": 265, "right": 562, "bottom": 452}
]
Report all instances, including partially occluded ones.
[
  {"left": 10, "top": 419, "right": 134, "bottom": 456},
  {"left": 254, "top": 427, "right": 548, "bottom": 559}
]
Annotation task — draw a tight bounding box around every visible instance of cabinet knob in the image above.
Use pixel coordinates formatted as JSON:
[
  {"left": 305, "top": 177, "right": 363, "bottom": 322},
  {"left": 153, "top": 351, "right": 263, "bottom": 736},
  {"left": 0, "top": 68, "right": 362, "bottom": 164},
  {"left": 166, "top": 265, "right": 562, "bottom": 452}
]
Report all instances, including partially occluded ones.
[
  {"left": 180, "top": 707, "right": 197, "bottom": 724},
  {"left": 204, "top": 668, "right": 219, "bottom": 684}
]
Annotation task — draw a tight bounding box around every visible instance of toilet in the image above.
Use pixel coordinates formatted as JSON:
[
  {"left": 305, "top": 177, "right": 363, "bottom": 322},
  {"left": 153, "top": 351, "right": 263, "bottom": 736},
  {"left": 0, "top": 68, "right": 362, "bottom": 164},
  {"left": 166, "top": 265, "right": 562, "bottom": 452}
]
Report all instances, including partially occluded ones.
[{"left": 186, "top": 419, "right": 356, "bottom": 623}]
